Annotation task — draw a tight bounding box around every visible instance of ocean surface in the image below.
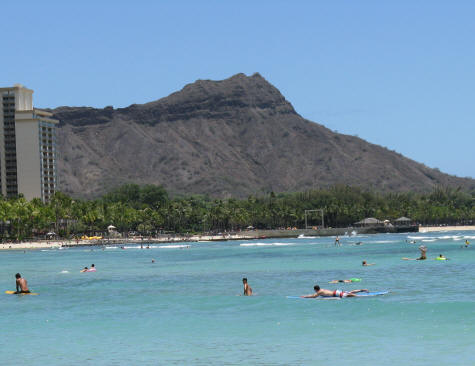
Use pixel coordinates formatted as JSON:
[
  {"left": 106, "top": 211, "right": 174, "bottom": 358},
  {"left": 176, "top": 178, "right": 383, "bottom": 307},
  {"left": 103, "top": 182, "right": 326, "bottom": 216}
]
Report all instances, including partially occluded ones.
[{"left": 1, "top": 231, "right": 474, "bottom": 365}]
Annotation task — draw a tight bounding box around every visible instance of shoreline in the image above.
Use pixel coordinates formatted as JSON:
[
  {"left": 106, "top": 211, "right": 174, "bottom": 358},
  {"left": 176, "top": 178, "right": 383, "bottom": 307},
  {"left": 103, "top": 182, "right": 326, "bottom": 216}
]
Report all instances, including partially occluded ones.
[
  {"left": 418, "top": 225, "right": 475, "bottom": 233},
  {"left": 0, "top": 225, "right": 472, "bottom": 250}
]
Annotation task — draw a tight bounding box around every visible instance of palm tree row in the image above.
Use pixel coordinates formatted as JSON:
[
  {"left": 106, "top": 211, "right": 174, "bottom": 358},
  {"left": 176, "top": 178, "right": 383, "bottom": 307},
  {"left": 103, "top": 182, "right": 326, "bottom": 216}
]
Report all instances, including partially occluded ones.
[{"left": 0, "top": 184, "right": 473, "bottom": 240}]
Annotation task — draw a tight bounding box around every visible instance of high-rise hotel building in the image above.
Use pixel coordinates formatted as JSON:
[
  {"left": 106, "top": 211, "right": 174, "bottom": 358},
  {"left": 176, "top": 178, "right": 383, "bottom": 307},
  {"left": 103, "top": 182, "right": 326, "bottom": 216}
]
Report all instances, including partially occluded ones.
[{"left": 0, "top": 84, "right": 58, "bottom": 202}]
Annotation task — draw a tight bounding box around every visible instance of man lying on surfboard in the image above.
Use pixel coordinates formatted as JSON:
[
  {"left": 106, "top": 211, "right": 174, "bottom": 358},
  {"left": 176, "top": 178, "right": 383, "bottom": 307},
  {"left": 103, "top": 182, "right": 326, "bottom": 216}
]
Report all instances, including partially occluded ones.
[
  {"left": 15, "top": 273, "right": 30, "bottom": 294},
  {"left": 302, "top": 285, "right": 368, "bottom": 298}
]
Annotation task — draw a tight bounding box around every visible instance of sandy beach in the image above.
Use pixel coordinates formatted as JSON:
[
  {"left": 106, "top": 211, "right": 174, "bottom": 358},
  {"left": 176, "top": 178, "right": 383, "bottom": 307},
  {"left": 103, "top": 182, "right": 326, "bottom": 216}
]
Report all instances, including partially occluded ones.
[
  {"left": 0, "top": 234, "right": 257, "bottom": 250},
  {"left": 418, "top": 225, "right": 475, "bottom": 233},
  {"left": 1, "top": 225, "right": 472, "bottom": 250}
]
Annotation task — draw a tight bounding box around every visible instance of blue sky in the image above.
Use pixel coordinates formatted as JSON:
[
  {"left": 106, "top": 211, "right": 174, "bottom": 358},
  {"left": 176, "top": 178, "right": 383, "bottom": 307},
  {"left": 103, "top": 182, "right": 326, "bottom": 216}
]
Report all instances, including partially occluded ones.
[{"left": 2, "top": 1, "right": 474, "bottom": 178}]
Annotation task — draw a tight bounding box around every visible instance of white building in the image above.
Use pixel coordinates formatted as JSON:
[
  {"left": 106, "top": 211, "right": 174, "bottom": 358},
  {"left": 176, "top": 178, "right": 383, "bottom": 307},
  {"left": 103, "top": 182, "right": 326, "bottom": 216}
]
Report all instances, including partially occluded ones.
[{"left": 0, "top": 84, "right": 58, "bottom": 202}]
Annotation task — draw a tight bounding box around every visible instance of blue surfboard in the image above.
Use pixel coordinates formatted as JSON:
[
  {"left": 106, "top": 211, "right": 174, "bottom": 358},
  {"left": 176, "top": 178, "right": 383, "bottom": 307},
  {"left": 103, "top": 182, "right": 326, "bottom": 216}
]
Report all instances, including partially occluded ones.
[
  {"left": 286, "top": 296, "right": 340, "bottom": 300},
  {"left": 354, "top": 291, "right": 389, "bottom": 297},
  {"left": 287, "top": 291, "right": 389, "bottom": 299}
]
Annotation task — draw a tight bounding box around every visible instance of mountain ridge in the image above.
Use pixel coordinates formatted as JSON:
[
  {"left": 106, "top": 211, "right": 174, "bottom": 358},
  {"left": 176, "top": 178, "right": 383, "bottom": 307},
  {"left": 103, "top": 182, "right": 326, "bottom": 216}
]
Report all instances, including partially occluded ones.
[{"left": 52, "top": 73, "right": 475, "bottom": 198}]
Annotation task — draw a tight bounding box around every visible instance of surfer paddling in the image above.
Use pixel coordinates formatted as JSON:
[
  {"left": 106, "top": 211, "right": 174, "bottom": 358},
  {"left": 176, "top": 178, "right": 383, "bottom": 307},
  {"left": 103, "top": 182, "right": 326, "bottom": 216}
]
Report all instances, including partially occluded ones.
[
  {"left": 329, "top": 278, "right": 361, "bottom": 283},
  {"left": 302, "top": 285, "right": 368, "bottom": 298},
  {"left": 15, "top": 273, "right": 30, "bottom": 294},
  {"left": 242, "top": 278, "right": 252, "bottom": 296}
]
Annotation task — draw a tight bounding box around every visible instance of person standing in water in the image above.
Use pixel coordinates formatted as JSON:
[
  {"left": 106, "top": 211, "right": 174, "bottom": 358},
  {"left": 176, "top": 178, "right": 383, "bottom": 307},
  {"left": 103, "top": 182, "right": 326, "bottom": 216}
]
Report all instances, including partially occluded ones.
[
  {"left": 15, "top": 273, "right": 30, "bottom": 294},
  {"left": 335, "top": 236, "right": 341, "bottom": 246},
  {"left": 243, "top": 278, "right": 252, "bottom": 296}
]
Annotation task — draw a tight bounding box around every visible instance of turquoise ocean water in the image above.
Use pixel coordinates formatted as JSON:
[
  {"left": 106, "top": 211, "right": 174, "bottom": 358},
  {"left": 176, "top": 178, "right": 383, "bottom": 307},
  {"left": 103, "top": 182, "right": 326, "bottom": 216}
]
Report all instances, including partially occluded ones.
[{"left": 1, "top": 231, "right": 474, "bottom": 365}]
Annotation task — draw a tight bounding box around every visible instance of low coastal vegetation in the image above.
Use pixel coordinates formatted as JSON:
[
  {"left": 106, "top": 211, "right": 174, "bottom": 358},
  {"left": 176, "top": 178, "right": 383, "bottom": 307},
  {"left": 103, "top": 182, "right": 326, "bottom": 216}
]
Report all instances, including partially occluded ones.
[{"left": 0, "top": 184, "right": 473, "bottom": 240}]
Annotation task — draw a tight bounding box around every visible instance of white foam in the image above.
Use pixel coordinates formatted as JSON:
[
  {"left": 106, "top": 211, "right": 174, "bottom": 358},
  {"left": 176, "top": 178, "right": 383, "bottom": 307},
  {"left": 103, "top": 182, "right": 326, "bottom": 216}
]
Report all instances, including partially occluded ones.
[
  {"left": 408, "top": 234, "right": 472, "bottom": 241},
  {"left": 158, "top": 245, "right": 191, "bottom": 249},
  {"left": 60, "top": 270, "right": 69, "bottom": 274},
  {"left": 240, "top": 242, "right": 294, "bottom": 247},
  {"left": 372, "top": 240, "right": 399, "bottom": 244},
  {"left": 422, "top": 239, "right": 437, "bottom": 242}
]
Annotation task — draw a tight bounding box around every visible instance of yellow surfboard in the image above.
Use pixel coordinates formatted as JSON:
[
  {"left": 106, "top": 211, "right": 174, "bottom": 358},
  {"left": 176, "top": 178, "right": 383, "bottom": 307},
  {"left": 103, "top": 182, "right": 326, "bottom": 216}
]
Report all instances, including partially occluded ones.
[{"left": 5, "top": 290, "right": 39, "bottom": 295}]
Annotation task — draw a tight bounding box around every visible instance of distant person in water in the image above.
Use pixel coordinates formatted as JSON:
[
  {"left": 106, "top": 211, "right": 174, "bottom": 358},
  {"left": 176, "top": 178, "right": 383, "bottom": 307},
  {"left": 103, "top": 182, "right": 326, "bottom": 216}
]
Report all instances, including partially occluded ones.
[
  {"left": 15, "top": 273, "right": 30, "bottom": 294},
  {"left": 302, "top": 285, "right": 368, "bottom": 298},
  {"left": 329, "top": 278, "right": 361, "bottom": 283},
  {"left": 87, "top": 264, "right": 96, "bottom": 272},
  {"left": 465, "top": 240, "right": 470, "bottom": 247},
  {"left": 242, "top": 278, "right": 252, "bottom": 296},
  {"left": 152, "top": 259, "right": 155, "bottom": 263},
  {"left": 335, "top": 236, "right": 341, "bottom": 246},
  {"left": 417, "top": 245, "right": 427, "bottom": 260},
  {"left": 402, "top": 245, "right": 427, "bottom": 260},
  {"left": 80, "top": 267, "right": 88, "bottom": 272},
  {"left": 362, "top": 261, "right": 375, "bottom": 266}
]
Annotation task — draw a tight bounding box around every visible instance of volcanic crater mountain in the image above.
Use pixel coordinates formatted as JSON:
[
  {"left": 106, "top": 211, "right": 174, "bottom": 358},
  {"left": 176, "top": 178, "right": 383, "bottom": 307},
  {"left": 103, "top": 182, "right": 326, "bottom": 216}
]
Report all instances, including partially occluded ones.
[{"left": 52, "top": 73, "right": 475, "bottom": 198}]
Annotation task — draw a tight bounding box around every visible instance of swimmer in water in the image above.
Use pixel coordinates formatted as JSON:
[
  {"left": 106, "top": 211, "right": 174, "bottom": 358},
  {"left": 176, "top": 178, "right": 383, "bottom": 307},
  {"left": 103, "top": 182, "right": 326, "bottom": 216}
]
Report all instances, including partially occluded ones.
[
  {"left": 436, "top": 254, "right": 448, "bottom": 260},
  {"left": 152, "top": 259, "right": 155, "bottom": 263},
  {"left": 329, "top": 278, "right": 361, "bottom": 283},
  {"left": 80, "top": 267, "right": 88, "bottom": 272},
  {"left": 465, "top": 240, "right": 470, "bottom": 247},
  {"left": 242, "top": 278, "right": 252, "bottom": 296},
  {"left": 302, "top": 285, "right": 368, "bottom": 298},
  {"left": 87, "top": 264, "right": 96, "bottom": 272},
  {"left": 362, "top": 261, "right": 375, "bottom": 266},
  {"left": 14, "top": 273, "right": 30, "bottom": 294}
]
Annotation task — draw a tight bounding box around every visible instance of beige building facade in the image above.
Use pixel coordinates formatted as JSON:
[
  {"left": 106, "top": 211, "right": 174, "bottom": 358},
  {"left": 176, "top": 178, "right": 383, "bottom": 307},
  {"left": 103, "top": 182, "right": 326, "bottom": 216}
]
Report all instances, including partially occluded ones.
[{"left": 0, "top": 84, "right": 58, "bottom": 202}]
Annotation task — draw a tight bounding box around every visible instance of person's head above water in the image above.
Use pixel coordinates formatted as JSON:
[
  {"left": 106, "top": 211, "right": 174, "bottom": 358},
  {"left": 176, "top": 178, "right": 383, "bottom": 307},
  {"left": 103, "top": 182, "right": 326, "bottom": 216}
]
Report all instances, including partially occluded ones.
[
  {"left": 242, "top": 278, "right": 247, "bottom": 283},
  {"left": 91, "top": 264, "right": 95, "bottom": 267},
  {"left": 362, "top": 261, "right": 366, "bottom": 265},
  {"left": 314, "top": 285, "right": 320, "bottom": 292},
  {"left": 15, "top": 273, "right": 21, "bottom": 279}
]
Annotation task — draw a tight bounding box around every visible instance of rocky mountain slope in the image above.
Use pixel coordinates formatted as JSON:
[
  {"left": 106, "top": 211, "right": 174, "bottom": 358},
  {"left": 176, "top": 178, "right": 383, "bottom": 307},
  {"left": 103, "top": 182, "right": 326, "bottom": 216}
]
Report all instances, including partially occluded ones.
[{"left": 52, "top": 73, "right": 475, "bottom": 198}]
